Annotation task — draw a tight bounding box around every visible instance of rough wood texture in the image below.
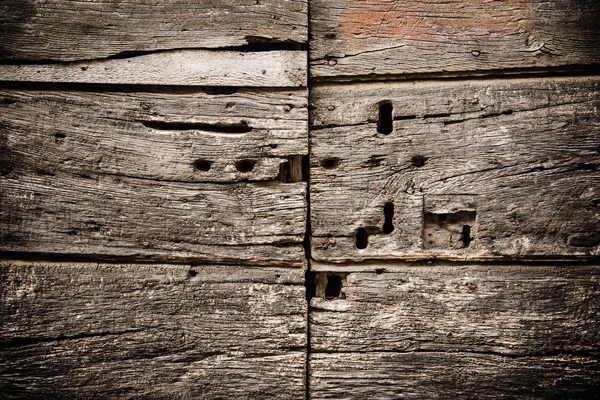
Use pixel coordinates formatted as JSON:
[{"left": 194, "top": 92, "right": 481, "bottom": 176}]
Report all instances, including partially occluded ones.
[
  {"left": 0, "top": 0, "right": 307, "bottom": 62},
  {"left": 310, "top": 264, "right": 600, "bottom": 354},
  {"left": 0, "top": 261, "right": 306, "bottom": 399},
  {"left": 310, "top": 77, "right": 600, "bottom": 262},
  {"left": 310, "top": 352, "right": 600, "bottom": 399},
  {"left": 310, "top": 0, "right": 600, "bottom": 80},
  {"left": 0, "top": 51, "right": 307, "bottom": 87},
  {"left": 0, "top": 88, "right": 307, "bottom": 265}
]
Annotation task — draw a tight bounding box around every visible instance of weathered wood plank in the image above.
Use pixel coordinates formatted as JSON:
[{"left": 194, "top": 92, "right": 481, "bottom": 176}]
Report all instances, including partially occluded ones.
[
  {"left": 0, "top": 88, "right": 307, "bottom": 264},
  {"left": 310, "top": 0, "right": 600, "bottom": 79},
  {"left": 310, "top": 264, "right": 600, "bottom": 354},
  {"left": 0, "top": 51, "right": 307, "bottom": 87},
  {"left": 310, "top": 352, "right": 600, "bottom": 399},
  {"left": 0, "top": 88, "right": 307, "bottom": 183},
  {"left": 0, "top": 0, "right": 307, "bottom": 62},
  {"left": 0, "top": 261, "right": 306, "bottom": 399},
  {"left": 310, "top": 77, "right": 600, "bottom": 262}
]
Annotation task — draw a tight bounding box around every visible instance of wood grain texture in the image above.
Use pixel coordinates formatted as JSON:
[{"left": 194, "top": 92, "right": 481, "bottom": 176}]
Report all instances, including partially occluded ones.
[
  {"left": 310, "top": 264, "right": 600, "bottom": 354},
  {"left": 310, "top": 0, "right": 600, "bottom": 79},
  {"left": 0, "top": 88, "right": 307, "bottom": 183},
  {"left": 0, "top": 0, "right": 307, "bottom": 62},
  {"left": 310, "top": 352, "right": 600, "bottom": 399},
  {"left": 0, "top": 88, "right": 307, "bottom": 265},
  {"left": 0, "top": 261, "right": 306, "bottom": 399},
  {"left": 0, "top": 51, "right": 307, "bottom": 87},
  {"left": 310, "top": 77, "right": 600, "bottom": 262}
]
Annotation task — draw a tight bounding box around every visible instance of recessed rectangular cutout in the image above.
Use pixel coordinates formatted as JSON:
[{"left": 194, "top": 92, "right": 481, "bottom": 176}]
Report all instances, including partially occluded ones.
[{"left": 423, "top": 211, "right": 476, "bottom": 250}]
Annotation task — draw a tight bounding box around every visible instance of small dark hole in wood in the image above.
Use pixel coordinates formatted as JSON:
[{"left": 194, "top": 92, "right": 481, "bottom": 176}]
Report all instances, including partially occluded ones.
[
  {"left": 55, "top": 132, "right": 66, "bottom": 139},
  {"left": 325, "top": 275, "right": 343, "bottom": 299},
  {"left": 321, "top": 157, "right": 340, "bottom": 169},
  {"left": 193, "top": 159, "right": 211, "bottom": 171},
  {"left": 411, "top": 155, "right": 427, "bottom": 168},
  {"left": 378, "top": 101, "right": 393, "bottom": 135},
  {"left": 235, "top": 159, "right": 255, "bottom": 172},
  {"left": 356, "top": 228, "right": 368, "bottom": 249},
  {"left": 383, "top": 202, "right": 394, "bottom": 234},
  {"left": 438, "top": 214, "right": 447, "bottom": 222},
  {"left": 462, "top": 225, "right": 472, "bottom": 247},
  {"left": 375, "top": 268, "right": 385, "bottom": 275},
  {"left": 188, "top": 269, "right": 197, "bottom": 277},
  {"left": 502, "top": 109, "right": 513, "bottom": 115},
  {"left": 592, "top": 199, "right": 600, "bottom": 207}
]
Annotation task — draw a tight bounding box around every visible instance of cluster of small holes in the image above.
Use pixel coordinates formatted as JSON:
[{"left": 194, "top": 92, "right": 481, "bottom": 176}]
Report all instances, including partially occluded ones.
[{"left": 193, "top": 159, "right": 256, "bottom": 173}]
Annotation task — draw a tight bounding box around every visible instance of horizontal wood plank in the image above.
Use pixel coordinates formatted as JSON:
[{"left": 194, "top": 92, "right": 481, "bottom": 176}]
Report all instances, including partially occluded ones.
[
  {"left": 310, "top": 77, "right": 600, "bottom": 262},
  {"left": 310, "top": 352, "right": 600, "bottom": 399},
  {"left": 0, "top": 88, "right": 307, "bottom": 183},
  {"left": 0, "top": 51, "right": 307, "bottom": 87},
  {"left": 0, "top": 0, "right": 307, "bottom": 61},
  {"left": 310, "top": 0, "right": 600, "bottom": 79},
  {"left": 310, "top": 264, "right": 600, "bottom": 354},
  {"left": 0, "top": 261, "right": 306, "bottom": 399},
  {"left": 0, "top": 88, "right": 307, "bottom": 264}
]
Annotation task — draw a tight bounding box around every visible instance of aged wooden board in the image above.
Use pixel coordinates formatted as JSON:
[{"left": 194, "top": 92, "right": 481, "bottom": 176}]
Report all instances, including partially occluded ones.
[
  {"left": 310, "top": 352, "right": 600, "bottom": 399},
  {"left": 0, "top": 51, "right": 307, "bottom": 87},
  {"left": 0, "top": 261, "right": 306, "bottom": 399},
  {"left": 0, "top": 88, "right": 307, "bottom": 265},
  {"left": 310, "top": 0, "right": 600, "bottom": 80},
  {"left": 310, "top": 264, "right": 600, "bottom": 354},
  {"left": 0, "top": 0, "right": 307, "bottom": 61},
  {"left": 0, "top": 88, "right": 307, "bottom": 183},
  {"left": 310, "top": 77, "right": 600, "bottom": 262}
]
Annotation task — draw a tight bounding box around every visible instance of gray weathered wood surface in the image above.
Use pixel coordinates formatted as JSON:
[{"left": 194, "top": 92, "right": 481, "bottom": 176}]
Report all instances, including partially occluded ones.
[
  {"left": 310, "top": 76, "right": 600, "bottom": 262},
  {"left": 0, "top": 0, "right": 307, "bottom": 62},
  {"left": 310, "top": 0, "right": 600, "bottom": 80},
  {"left": 0, "top": 51, "right": 306, "bottom": 87},
  {"left": 310, "top": 263, "right": 600, "bottom": 354},
  {"left": 0, "top": 261, "right": 306, "bottom": 399},
  {"left": 310, "top": 352, "right": 600, "bottom": 399},
  {"left": 0, "top": 88, "right": 307, "bottom": 265}
]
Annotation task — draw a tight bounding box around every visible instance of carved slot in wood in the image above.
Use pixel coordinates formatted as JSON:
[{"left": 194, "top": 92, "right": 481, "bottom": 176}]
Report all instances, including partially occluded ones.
[
  {"left": 423, "top": 211, "right": 476, "bottom": 250},
  {"left": 356, "top": 228, "right": 368, "bottom": 249},
  {"left": 377, "top": 101, "right": 393, "bottom": 135},
  {"left": 315, "top": 272, "right": 349, "bottom": 300},
  {"left": 382, "top": 202, "right": 394, "bottom": 234}
]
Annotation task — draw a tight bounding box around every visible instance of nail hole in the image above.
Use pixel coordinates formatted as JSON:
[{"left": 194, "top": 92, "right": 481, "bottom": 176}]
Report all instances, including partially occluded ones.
[
  {"left": 193, "top": 159, "right": 212, "bottom": 171},
  {"left": 321, "top": 157, "right": 340, "bottom": 169},
  {"left": 375, "top": 268, "right": 385, "bottom": 275},
  {"left": 378, "top": 101, "right": 393, "bottom": 135},
  {"left": 502, "top": 109, "right": 513, "bottom": 115},
  {"left": 462, "top": 225, "right": 472, "bottom": 247},
  {"left": 188, "top": 269, "right": 197, "bottom": 277},
  {"left": 325, "top": 275, "right": 343, "bottom": 300},
  {"left": 383, "top": 202, "right": 394, "bottom": 234},
  {"left": 235, "top": 159, "right": 255, "bottom": 172},
  {"left": 356, "top": 228, "right": 368, "bottom": 249},
  {"left": 411, "top": 155, "right": 427, "bottom": 167},
  {"left": 55, "top": 132, "right": 66, "bottom": 139}
]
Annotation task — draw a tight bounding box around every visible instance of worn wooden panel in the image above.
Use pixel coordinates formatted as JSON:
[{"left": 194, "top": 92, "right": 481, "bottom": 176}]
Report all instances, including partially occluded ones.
[
  {"left": 0, "top": 0, "right": 307, "bottom": 62},
  {"left": 0, "top": 51, "right": 307, "bottom": 87},
  {"left": 310, "top": 77, "right": 600, "bottom": 262},
  {"left": 0, "top": 88, "right": 307, "bottom": 183},
  {"left": 0, "top": 88, "right": 307, "bottom": 265},
  {"left": 310, "top": 352, "right": 600, "bottom": 399},
  {"left": 310, "top": 0, "right": 600, "bottom": 80},
  {"left": 310, "top": 264, "right": 600, "bottom": 354},
  {"left": 0, "top": 261, "right": 306, "bottom": 399}
]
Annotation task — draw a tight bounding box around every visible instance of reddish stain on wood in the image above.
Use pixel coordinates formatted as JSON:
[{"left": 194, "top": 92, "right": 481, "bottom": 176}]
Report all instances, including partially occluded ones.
[{"left": 339, "top": 0, "right": 533, "bottom": 40}]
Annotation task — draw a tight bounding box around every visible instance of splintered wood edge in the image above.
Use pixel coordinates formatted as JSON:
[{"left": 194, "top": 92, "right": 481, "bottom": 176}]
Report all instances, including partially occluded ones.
[{"left": 0, "top": 50, "right": 307, "bottom": 87}]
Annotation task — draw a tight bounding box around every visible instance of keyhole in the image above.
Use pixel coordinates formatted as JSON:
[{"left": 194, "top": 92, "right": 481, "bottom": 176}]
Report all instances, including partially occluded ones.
[
  {"left": 378, "top": 101, "right": 393, "bottom": 135},
  {"left": 356, "top": 228, "right": 368, "bottom": 249},
  {"left": 383, "top": 202, "right": 394, "bottom": 234}
]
